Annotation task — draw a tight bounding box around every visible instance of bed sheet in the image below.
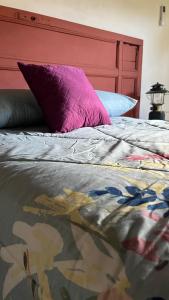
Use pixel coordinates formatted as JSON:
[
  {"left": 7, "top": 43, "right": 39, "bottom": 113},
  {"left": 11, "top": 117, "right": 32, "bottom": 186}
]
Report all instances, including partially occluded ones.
[{"left": 0, "top": 117, "right": 169, "bottom": 300}]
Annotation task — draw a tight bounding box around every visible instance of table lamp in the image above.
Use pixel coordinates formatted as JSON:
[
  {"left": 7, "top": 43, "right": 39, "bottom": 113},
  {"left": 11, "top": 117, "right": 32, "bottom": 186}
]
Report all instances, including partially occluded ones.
[{"left": 146, "top": 82, "right": 169, "bottom": 120}]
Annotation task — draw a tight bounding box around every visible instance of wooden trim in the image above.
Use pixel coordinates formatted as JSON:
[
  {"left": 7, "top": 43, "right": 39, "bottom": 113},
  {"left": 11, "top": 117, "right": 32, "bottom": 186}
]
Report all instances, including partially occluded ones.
[
  {"left": 116, "top": 41, "right": 123, "bottom": 93},
  {"left": 135, "top": 45, "right": 143, "bottom": 98},
  {"left": 0, "top": 5, "right": 143, "bottom": 45}
]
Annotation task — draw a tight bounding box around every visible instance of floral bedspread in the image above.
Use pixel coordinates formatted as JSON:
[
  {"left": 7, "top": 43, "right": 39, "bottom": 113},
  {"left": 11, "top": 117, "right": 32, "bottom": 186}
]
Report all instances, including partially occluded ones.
[{"left": 0, "top": 117, "right": 169, "bottom": 300}]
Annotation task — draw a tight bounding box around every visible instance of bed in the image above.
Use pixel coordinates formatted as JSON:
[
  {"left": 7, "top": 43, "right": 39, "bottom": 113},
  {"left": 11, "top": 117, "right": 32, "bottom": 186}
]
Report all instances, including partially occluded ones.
[{"left": 1, "top": 5, "right": 169, "bottom": 300}]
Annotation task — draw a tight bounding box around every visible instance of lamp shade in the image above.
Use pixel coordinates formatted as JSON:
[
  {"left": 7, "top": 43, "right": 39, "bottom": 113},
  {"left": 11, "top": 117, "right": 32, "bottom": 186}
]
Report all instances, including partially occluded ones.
[{"left": 146, "top": 82, "right": 169, "bottom": 106}]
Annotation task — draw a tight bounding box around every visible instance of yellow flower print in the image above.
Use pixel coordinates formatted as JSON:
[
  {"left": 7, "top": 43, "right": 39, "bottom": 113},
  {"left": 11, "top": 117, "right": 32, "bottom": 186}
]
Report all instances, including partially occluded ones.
[
  {"left": 0, "top": 221, "right": 63, "bottom": 300},
  {"left": 23, "top": 189, "right": 102, "bottom": 235},
  {"left": 56, "top": 224, "right": 128, "bottom": 294},
  {"left": 140, "top": 160, "right": 169, "bottom": 171},
  {"left": 23, "top": 188, "right": 93, "bottom": 220}
]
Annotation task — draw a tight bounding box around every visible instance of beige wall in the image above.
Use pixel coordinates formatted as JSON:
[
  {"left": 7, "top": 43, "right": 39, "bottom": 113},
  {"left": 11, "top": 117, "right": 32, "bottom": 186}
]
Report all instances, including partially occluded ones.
[{"left": 1, "top": 0, "right": 169, "bottom": 119}]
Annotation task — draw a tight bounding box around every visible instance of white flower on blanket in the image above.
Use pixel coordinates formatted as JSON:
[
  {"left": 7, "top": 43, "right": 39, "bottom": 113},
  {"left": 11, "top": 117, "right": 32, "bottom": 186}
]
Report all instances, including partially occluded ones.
[
  {"left": 0, "top": 221, "right": 63, "bottom": 300},
  {"left": 0, "top": 222, "right": 129, "bottom": 299}
]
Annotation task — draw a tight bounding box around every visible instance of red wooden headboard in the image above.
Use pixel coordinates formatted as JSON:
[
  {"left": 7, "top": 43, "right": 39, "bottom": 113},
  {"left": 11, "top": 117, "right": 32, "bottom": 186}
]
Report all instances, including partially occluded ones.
[{"left": 0, "top": 5, "right": 143, "bottom": 117}]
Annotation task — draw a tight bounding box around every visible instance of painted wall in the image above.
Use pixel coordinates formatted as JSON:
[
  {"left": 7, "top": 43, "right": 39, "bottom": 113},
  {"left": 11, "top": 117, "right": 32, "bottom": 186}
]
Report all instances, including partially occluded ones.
[{"left": 0, "top": 0, "right": 169, "bottom": 119}]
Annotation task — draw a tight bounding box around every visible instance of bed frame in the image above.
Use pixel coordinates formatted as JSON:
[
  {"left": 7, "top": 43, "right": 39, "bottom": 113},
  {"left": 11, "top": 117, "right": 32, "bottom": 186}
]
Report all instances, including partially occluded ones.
[{"left": 0, "top": 5, "right": 143, "bottom": 118}]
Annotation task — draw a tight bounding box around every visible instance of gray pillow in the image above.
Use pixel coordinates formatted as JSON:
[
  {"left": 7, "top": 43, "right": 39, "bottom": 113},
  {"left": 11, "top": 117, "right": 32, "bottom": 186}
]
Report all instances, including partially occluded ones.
[{"left": 0, "top": 89, "right": 44, "bottom": 128}]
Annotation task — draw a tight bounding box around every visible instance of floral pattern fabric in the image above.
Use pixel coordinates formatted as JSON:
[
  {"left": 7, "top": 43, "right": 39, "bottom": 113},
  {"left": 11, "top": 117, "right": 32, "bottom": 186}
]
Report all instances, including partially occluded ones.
[{"left": 0, "top": 117, "right": 169, "bottom": 299}]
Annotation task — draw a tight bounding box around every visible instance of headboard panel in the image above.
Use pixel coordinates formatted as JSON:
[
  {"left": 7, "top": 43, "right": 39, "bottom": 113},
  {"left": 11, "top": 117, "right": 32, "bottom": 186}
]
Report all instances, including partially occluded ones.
[{"left": 0, "top": 5, "right": 143, "bottom": 117}]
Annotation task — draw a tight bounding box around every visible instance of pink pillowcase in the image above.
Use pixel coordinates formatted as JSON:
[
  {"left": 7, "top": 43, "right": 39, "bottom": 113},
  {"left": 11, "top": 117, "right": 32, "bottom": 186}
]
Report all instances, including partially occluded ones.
[{"left": 18, "top": 63, "right": 111, "bottom": 133}]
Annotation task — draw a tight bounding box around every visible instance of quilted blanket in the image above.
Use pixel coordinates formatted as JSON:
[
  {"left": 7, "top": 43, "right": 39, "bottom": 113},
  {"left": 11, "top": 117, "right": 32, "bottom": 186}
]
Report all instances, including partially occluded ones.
[{"left": 0, "top": 117, "right": 169, "bottom": 300}]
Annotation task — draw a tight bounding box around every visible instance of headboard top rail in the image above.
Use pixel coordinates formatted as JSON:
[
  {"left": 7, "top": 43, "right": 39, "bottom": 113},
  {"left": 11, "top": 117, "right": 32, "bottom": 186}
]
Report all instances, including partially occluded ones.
[{"left": 0, "top": 5, "right": 143, "bottom": 45}]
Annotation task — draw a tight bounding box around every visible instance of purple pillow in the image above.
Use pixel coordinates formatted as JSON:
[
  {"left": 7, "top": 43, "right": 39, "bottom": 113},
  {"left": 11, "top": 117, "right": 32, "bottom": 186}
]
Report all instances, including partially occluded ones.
[{"left": 18, "top": 63, "right": 111, "bottom": 133}]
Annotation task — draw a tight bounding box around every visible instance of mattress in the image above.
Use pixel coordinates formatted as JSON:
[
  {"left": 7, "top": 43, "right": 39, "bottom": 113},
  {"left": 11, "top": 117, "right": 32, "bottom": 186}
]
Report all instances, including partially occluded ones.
[{"left": 0, "top": 117, "right": 169, "bottom": 300}]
